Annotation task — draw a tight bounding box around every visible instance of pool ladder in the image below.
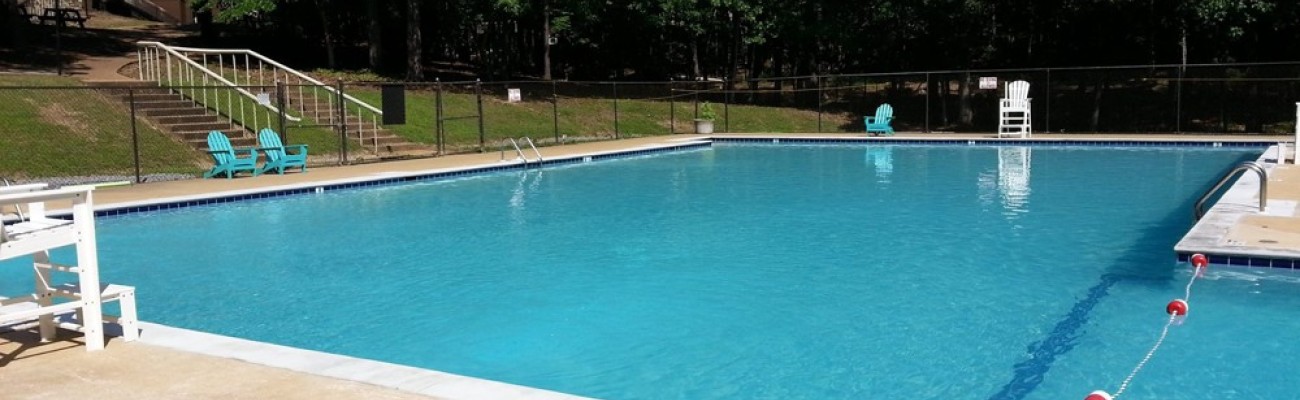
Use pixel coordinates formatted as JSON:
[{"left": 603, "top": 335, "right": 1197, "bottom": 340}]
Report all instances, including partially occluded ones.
[
  {"left": 500, "top": 137, "right": 544, "bottom": 164},
  {"left": 1193, "top": 161, "right": 1267, "bottom": 222}
]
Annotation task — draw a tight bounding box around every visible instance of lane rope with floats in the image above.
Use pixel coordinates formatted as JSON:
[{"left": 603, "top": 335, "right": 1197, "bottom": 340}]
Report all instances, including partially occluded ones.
[{"left": 1084, "top": 253, "right": 1208, "bottom": 400}]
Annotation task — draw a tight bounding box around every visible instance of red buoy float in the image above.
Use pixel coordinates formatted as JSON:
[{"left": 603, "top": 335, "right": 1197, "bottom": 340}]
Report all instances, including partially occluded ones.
[
  {"left": 1166, "top": 299, "right": 1189, "bottom": 316},
  {"left": 1191, "top": 253, "right": 1208, "bottom": 268},
  {"left": 1085, "top": 390, "right": 1114, "bottom": 400}
]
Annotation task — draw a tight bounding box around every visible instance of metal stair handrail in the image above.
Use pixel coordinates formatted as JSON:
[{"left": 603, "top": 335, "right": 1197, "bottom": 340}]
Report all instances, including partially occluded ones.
[
  {"left": 137, "top": 41, "right": 387, "bottom": 153},
  {"left": 136, "top": 41, "right": 301, "bottom": 123},
  {"left": 150, "top": 43, "right": 383, "bottom": 116}
]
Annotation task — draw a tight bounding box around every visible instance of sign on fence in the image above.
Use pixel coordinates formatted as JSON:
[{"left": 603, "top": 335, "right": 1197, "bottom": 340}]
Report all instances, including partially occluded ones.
[
  {"left": 256, "top": 92, "right": 271, "bottom": 106},
  {"left": 507, "top": 88, "right": 522, "bottom": 103},
  {"left": 979, "top": 77, "right": 998, "bottom": 90}
]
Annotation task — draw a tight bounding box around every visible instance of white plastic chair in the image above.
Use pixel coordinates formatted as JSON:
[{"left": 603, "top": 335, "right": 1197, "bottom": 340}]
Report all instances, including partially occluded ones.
[{"left": 999, "top": 80, "right": 1032, "bottom": 138}]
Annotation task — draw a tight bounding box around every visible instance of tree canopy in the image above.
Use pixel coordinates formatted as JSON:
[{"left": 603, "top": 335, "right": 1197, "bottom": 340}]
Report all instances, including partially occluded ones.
[{"left": 192, "top": 0, "right": 1300, "bottom": 80}]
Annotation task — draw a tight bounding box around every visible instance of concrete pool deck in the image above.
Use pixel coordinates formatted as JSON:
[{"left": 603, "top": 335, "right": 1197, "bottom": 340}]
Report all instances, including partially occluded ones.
[{"left": 3, "top": 132, "right": 1296, "bottom": 399}]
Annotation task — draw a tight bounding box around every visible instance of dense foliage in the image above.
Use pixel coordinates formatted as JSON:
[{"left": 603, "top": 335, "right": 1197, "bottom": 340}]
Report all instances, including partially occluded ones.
[{"left": 193, "top": 0, "right": 1300, "bottom": 81}]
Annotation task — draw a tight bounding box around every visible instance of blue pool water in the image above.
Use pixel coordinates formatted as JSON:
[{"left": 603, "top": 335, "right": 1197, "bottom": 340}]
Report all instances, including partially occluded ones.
[{"left": 5, "top": 143, "right": 1300, "bottom": 399}]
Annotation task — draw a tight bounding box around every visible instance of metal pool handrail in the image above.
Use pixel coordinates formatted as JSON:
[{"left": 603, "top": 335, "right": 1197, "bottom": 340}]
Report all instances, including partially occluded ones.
[
  {"left": 520, "top": 137, "right": 544, "bottom": 162},
  {"left": 500, "top": 138, "right": 526, "bottom": 162},
  {"left": 1194, "top": 161, "right": 1267, "bottom": 221}
]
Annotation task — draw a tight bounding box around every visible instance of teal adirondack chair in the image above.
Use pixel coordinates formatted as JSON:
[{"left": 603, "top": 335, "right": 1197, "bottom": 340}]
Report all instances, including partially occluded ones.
[
  {"left": 257, "top": 128, "right": 308, "bottom": 175},
  {"left": 204, "top": 131, "right": 260, "bottom": 179},
  {"left": 864, "top": 104, "right": 895, "bottom": 136}
]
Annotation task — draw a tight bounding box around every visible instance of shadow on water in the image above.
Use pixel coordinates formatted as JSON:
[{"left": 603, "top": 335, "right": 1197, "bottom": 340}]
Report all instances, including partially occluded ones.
[{"left": 985, "top": 151, "right": 1256, "bottom": 400}]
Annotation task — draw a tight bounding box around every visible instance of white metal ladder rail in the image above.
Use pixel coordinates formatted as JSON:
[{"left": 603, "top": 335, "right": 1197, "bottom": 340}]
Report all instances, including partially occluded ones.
[
  {"left": 1193, "top": 161, "right": 1268, "bottom": 221},
  {"left": 500, "top": 137, "right": 545, "bottom": 163},
  {"left": 500, "top": 138, "right": 527, "bottom": 162},
  {"left": 520, "top": 137, "right": 544, "bottom": 162}
]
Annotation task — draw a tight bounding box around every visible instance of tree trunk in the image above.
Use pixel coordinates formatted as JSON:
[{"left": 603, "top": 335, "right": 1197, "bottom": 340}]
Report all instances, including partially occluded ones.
[
  {"left": 406, "top": 0, "right": 423, "bottom": 81},
  {"left": 1248, "top": 83, "right": 1262, "bottom": 133},
  {"left": 541, "top": 0, "right": 552, "bottom": 80},
  {"left": 729, "top": 11, "right": 740, "bottom": 83},
  {"left": 316, "top": 0, "right": 336, "bottom": 69},
  {"left": 941, "top": 78, "right": 950, "bottom": 127},
  {"left": 959, "top": 74, "right": 973, "bottom": 126},
  {"left": 1091, "top": 75, "right": 1105, "bottom": 131},
  {"left": 368, "top": 0, "right": 382, "bottom": 71},
  {"left": 197, "top": 9, "right": 214, "bottom": 42},
  {"left": 691, "top": 41, "right": 701, "bottom": 79}
]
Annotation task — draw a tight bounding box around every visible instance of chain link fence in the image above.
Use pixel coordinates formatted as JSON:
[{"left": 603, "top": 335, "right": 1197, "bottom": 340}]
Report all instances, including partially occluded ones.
[
  {"left": 2, "top": 61, "right": 1297, "bottom": 184},
  {"left": 0, "top": 78, "right": 398, "bottom": 186}
]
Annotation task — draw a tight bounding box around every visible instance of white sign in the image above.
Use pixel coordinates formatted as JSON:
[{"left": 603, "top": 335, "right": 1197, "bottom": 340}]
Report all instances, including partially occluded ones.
[
  {"left": 507, "top": 88, "right": 522, "bottom": 103},
  {"left": 979, "top": 77, "right": 998, "bottom": 90},
  {"left": 256, "top": 92, "right": 272, "bottom": 106}
]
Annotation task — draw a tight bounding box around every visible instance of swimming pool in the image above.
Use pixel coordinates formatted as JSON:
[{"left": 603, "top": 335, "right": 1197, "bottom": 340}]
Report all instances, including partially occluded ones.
[{"left": 6, "top": 143, "right": 1300, "bottom": 399}]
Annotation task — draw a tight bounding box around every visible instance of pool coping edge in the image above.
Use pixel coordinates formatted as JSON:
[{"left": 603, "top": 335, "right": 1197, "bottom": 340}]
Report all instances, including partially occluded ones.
[{"left": 134, "top": 322, "right": 594, "bottom": 400}]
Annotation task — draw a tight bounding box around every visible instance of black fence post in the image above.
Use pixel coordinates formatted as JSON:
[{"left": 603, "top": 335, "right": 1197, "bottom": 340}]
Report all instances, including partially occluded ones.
[
  {"left": 924, "top": 73, "right": 930, "bottom": 133},
  {"left": 816, "top": 75, "right": 823, "bottom": 133},
  {"left": 669, "top": 79, "right": 676, "bottom": 135},
  {"left": 1219, "top": 70, "right": 1229, "bottom": 133},
  {"left": 129, "top": 89, "right": 141, "bottom": 183},
  {"left": 612, "top": 81, "right": 620, "bottom": 139},
  {"left": 336, "top": 80, "right": 348, "bottom": 165},
  {"left": 723, "top": 78, "right": 731, "bottom": 133},
  {"left": 694, "top": 81, "right": 700, "bottom": 121},
  {"left": 1044, "top": 69, "right": 1051, "bottom": 133},
  {"left": 435, "top": 79, "right": 444, "bottom": 155},
  {"left": 1176, "top": 65, "right": 1184, "bottom": 133},
  {"left": 476, "top": 79, "right": 485, "bottom": 152},
  {"left": 276, "top": 80, "right": 287, "bottom": 142},
  {"left": 551, "top": 80, "right": 559, "bottom": 143}
]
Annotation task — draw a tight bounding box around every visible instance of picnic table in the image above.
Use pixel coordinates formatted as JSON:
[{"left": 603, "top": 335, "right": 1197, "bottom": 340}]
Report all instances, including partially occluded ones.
[{"left": 38, "top": 7, "right": 86, "bottom": 28}]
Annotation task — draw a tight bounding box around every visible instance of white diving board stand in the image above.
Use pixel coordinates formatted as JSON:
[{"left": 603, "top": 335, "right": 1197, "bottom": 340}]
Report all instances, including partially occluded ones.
[{"left": 0, "top": 184, "right": 138, "bottom": 351}]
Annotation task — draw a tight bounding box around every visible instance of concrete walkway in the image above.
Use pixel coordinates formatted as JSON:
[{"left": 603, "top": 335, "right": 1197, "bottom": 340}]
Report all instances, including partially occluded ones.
[
  {"left": 0, "top": 330, "right": 440, "bottom": 400},
  {"left": 3, "top": 10, "right": 190, "bottom": 81}
]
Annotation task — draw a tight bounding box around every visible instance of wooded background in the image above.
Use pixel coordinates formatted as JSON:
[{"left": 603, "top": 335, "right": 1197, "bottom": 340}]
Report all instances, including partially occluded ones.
[{"left": 191, "top": 0, "right": 1299, "bottom": 82}]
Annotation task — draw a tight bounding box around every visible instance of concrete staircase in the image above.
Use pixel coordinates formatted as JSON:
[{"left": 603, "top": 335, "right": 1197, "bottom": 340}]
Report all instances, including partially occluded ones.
[
  {"left": 128, "top": 41, "right": 432, "bottom": 157},
  {"left": 94, "top": 81, "right": 255, "bottom": 151}
]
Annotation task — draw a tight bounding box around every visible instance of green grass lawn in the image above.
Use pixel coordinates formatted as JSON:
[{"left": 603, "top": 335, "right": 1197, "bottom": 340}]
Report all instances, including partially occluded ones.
[{"left": 0, "top": 75, "right": 201, "bottom": 178}]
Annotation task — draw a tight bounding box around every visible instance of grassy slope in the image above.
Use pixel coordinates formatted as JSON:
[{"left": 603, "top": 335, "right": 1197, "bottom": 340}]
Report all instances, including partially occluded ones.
[
  {"left": 0, "top": 75, "right": 201, "bottom": 178},
  {"left": 350, "top": 88, "right": 853, "bottom": 151}
]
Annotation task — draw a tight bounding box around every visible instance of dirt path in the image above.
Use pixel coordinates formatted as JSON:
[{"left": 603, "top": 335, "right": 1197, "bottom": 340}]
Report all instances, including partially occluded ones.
[{"left": 0, "top": 10, "right": 194, "bottom": 82}]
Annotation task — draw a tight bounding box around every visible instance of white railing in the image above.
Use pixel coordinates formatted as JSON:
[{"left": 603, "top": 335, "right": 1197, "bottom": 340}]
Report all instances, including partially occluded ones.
[{"left": 135, "top": 41, "right": 384, "bottom": 152}]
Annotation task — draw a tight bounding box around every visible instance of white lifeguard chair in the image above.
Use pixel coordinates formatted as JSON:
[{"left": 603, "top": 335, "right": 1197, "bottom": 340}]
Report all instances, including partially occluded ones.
[
  {"left": 0, "top": 183, "right": 138, "bottom": 351},
  {"left": 999, "top": 80, "right": 1032, "bottom": 138}
]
